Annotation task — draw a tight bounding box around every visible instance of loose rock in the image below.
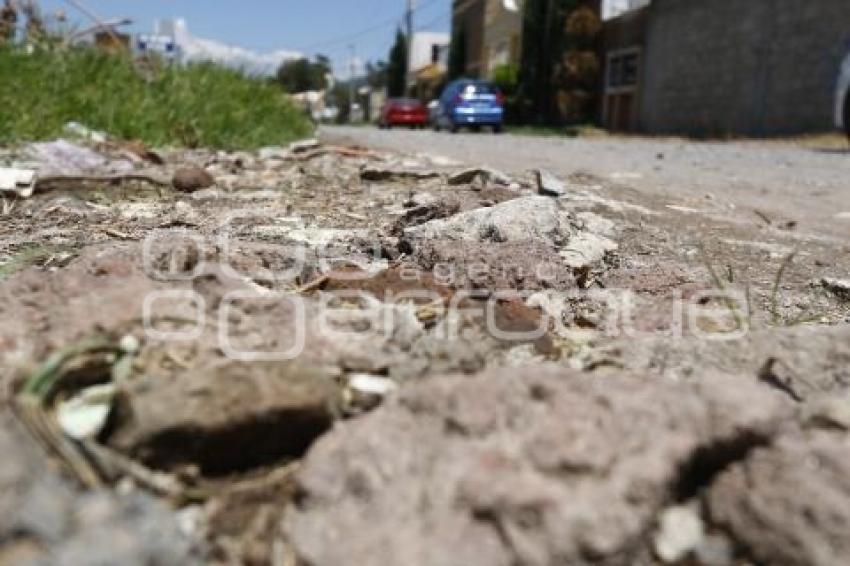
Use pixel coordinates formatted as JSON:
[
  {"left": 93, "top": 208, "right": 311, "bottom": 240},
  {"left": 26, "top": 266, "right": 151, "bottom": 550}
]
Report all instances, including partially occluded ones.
[
  {"left": 535, "top": 169, "right": 568, "bottom": 197},
  {"left": 288, "top": 138, "right": 321, "bottom": 153},
  {"left": 821, "top": 277, "right": 850, "bottom": 301},
  {"left": 448, "top": 166, "right": 512, "bottom": 187},
  {"left": 360, "top": 164, "right": 441, "bottom": 182},
  {"left": 284, "top": 367, "right": 789, "bottom": 566},
  {"left": 404, "top": 196, "right": 573, "bottom": 245},
  {"left": 707, "top": 430, "right": 850, "bottom": 566},
  {"left": 654, "top": 505, "right": 705, "bottom": 563},
  {"left": 172, "top": 166, "right": 215, "bottom": 193}
]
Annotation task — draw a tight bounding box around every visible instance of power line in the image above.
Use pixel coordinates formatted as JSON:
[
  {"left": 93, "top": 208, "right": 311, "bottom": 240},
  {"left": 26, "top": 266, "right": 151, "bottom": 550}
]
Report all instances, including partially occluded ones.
[
  {"left": 292, "top": 0, "right": 441, "bottom": 53},
  {"left": 415, "top": 11, "right": 451, "bottom": 31}
]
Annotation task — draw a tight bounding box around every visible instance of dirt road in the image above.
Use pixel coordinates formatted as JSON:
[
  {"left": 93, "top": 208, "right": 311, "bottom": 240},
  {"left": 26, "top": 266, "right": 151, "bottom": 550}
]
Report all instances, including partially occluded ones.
[
  {"left": 2, "top": 133, "right": 850, "bottom": 565},
  {"left": 324, "top": 126, "right": 850, "bottom": 242}
]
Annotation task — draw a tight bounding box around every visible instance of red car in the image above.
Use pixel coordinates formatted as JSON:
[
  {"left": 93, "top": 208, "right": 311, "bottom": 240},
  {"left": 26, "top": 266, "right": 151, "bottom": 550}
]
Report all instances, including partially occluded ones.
[{"left": 379, "top": 98, "right": 428, "bottom": 129}]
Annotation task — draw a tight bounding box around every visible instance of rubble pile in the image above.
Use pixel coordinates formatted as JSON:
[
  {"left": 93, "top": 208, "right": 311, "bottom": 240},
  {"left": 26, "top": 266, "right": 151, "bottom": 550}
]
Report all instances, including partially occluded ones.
[{"left": 0, "top": 136, "right": 849, "bottom": 565}]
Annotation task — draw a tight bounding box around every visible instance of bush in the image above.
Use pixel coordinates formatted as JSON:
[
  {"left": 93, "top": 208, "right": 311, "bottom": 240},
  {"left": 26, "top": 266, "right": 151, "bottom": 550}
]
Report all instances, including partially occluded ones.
[{"left": 0, "top": 46, "right": 313, "bottom": 148}]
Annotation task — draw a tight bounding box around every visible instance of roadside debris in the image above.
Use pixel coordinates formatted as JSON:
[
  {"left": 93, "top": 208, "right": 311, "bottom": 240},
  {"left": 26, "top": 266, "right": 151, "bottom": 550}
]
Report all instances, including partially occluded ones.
[
  {"left": 536, "top": 168, "right": 568, "bottom": 197},
  {"left": 820, "top": 277, "right": 850, "bottom": 300},
  {"left": 0, "top": 166, "right": 36, "bottom": 197},
  {"left": 172, "top": 166, "right": 215, "bottom": 193},
  {"left": 360, "top": 164, "right": 441, "bottom": 182},
  {"left": 404, "top": 196, "right": 572, "bottom": 244},
  {"left": 447, "top": 166, "right": 512, "bottom": 187},
  {"left": 64, "top": 121, "right": 108, "bottom": 144},
  {"left": 803, "top": 395, "right": 850, "bottom": 431},
  {"left": 2, "top": 134, "right": 849, "bottom": 564},
  {"left": 288, "top": 138, "right": 321, "bottom": 154},
  {"left": 344, "top": 374, "right": 399, "bottom": 413},
  {"left": 27, "top": 139, "right": 134, "bottom": 177},
  {"left": 56, "top": 383, "right": 117, "bottom": 441},
  {"left": 654, "top": 505, "right": 705, "bottom": 563},
  {"left": 560, "top": 212, "right": 618, "bottom": 270}
]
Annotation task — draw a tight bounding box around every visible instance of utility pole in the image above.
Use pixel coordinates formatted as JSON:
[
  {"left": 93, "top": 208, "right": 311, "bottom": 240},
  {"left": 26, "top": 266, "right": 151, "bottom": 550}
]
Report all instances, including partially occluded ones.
[
  {"left": 539, "top": 0, "right": 555, "bottom": 123},
  {"left": 406, "top": 0, "right": 415, "bottom": 95},
  {"left": 348, "top": 44, "right": 356, "bottom": 123}
]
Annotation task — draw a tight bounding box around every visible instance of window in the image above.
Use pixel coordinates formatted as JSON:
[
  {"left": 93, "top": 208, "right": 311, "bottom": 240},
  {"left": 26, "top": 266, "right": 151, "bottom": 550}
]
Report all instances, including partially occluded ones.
[{"left": 607, "top": 50, "right": 640, "bottom": 89}]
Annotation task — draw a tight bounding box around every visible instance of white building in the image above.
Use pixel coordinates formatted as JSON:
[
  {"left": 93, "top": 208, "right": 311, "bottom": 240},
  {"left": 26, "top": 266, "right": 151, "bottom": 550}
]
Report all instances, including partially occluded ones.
[
  {"left": 135, "top": 19, "right": 300, "bottom": 75},
  {"left": 408, "top": 31, "right": 450, "bottom": 74},
  {"left": 603, "top": 0, "right": 650, "bottom": 20},
  {"left": 135, "top": 20, "right": 182, "bottom": 61}
]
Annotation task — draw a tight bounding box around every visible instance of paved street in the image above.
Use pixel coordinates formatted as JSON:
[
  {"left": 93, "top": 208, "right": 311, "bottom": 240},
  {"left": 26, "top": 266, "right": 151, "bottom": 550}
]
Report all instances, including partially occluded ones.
[{"left": 324, "top": 126, "right": 850, "bottom": 242}]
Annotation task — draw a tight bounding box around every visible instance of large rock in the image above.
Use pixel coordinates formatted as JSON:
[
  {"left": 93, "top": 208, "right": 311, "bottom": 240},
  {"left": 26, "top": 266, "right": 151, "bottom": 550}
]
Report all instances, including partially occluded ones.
[
  {"left": 284, "top": 367, "right": 790, "bottom": 566},
  {"left": 402, "top": 197, "right": 618, "bottom": 274},
  {"left": 404, "top": 196, "right": 573, "bottom": 245},
  {"left": 706, "top": 430, "right": 850, "bottom": 566},
  {"left": 172, "top": 166, "right": 215, "bottom": 193},
  {"left": 108, "top": 362, "right": 339, "bottom": 474}
]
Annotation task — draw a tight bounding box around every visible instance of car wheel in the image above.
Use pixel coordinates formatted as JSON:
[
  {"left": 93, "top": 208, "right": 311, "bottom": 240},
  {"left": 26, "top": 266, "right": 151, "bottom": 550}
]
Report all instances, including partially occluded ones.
[
  {"left": 493, "top": 125, "right": 503, "bottom": 134},
  {"left": 449, "top": 123, "right": 459, "bottom": 134},
  {"left": 471, "top": 125, "right": 481, "bottom": 133}
]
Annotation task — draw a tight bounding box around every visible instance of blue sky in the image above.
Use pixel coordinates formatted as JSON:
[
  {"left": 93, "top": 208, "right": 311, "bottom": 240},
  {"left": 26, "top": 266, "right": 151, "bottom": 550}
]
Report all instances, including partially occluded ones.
[{"left": 39, "top": 0, "right": 452, "bottom": 75}]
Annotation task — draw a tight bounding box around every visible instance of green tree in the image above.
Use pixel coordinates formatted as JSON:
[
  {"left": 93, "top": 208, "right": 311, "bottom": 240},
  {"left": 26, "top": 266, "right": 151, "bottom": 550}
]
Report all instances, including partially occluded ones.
[
  {"left": 276, "top": 55, "right": 330, "bottom": 93},
  {"left": 448, "top": 23, "right": 467, "bottom": 80},
  {"left": 386, "top": 28, "right": 408, "bottom": 97},
  {"left": 366, "top": 60, "right": 388, "bottom": 90},
  {"left": 517, "top": 0, "right": 581, "bottom": 123},
  {"left": 553, "top": 5, "right": 602, "bottom": 124}
]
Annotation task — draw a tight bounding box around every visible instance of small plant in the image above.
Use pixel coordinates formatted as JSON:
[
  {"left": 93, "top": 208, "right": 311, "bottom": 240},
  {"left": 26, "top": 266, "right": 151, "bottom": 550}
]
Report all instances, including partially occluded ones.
[{"left": 699, "top": 245, "right": 822, "bottom": 329}]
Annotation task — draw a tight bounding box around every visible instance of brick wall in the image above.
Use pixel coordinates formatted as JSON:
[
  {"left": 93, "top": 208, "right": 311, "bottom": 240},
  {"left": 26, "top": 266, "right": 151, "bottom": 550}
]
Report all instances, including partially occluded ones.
[{"left": 639, "top": 0, "right": 850, "bottom": 136}]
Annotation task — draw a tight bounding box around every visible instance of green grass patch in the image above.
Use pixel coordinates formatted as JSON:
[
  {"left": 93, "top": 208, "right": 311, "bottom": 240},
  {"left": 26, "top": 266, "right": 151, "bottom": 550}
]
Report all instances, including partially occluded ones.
[
  {"left": 0, "top": 46, "right": 312, "bottom": 149},
  {"left": 0, "top": 244, "right": 74, "bottom": 280}
]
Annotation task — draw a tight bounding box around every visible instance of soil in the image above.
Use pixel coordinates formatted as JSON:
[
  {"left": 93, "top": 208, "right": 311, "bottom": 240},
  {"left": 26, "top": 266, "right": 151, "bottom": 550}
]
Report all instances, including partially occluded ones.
[{"left": 1, "top": 131, "right": 849, "bottom": 565}]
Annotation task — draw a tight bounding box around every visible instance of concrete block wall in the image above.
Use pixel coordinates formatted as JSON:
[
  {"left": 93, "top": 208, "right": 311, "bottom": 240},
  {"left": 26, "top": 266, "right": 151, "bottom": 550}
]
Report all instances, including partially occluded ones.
[{"left": 640, "top": 0, "right": 850, "bottom": 136}]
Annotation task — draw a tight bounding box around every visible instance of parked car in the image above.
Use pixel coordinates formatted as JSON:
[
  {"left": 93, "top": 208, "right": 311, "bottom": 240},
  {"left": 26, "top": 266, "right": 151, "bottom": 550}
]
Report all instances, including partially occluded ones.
[
  {"left": 379, "top": 98, "right": 428, "bottom": 129},
  {"left": 837, "top": 52, "right": 850, "bottom": 140},
  {"left": 433, "top": 79, "right": 504, "bottom": 133},
  {"left": 320, "top": 106, "right": 340, "bottom": 123}
]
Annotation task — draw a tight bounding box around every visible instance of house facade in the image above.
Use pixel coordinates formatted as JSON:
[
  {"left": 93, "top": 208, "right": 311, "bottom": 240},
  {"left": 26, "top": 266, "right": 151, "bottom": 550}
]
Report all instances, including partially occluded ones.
[
  {"left": 483, "top": 0, "right": 524, "bottom": 75},
  {"left": 452, "top": 0, "right": 523, "bottom": 78},
  {"left": 604, "top": 0, "right": 850, "bottom": 135},
  {"left": 601, "top": 4, "right": 650, "bottom": 131},
  {"left": 452, "top": 0, "right": 488, "bottom": 77},
  {"left": 408, "top": 31, "right": 451, "bottom": 100}
]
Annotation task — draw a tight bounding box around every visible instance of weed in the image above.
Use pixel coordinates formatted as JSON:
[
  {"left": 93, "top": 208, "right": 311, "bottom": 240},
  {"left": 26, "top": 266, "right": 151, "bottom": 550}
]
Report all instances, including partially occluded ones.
[
  {"left": 699, "top": 245, "right": 822, "bottom": 329},
  {"left": 0, "top": 46, "right": 312, "bottom": 149},
  {"left": 0, "top": 244, "right": 75, "bottom": 280}
]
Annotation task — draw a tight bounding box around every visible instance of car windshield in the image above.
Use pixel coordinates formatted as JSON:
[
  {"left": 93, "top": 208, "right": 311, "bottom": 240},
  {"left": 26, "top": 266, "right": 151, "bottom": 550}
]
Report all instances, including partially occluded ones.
[{"left": 460, "top": 83, "right": 497, "bottom": 96}]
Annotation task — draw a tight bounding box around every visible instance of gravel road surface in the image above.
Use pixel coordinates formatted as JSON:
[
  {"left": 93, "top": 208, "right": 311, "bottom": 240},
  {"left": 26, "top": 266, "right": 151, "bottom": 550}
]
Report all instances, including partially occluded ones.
[{"left": 322, "top": 126, "right": 850, "bottom": 242}]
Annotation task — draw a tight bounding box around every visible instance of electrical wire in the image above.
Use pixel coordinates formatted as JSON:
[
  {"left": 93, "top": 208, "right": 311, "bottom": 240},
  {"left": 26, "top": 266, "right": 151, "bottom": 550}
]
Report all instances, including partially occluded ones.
[{"left": 292, "top": 0, "right": 442, "bottom": 52}]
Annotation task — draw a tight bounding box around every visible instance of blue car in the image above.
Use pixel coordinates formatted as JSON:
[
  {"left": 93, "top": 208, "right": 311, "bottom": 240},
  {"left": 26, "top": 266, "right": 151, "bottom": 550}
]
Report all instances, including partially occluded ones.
[{"left": 433, "top": 79, "right": 504, "bottom": 133}]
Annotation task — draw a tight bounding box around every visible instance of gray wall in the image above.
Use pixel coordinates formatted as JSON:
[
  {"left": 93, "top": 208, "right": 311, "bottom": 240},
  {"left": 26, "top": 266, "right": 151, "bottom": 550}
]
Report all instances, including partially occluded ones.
[{"left": 640, "top": 0, "right": 850, "bottom": 136}]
